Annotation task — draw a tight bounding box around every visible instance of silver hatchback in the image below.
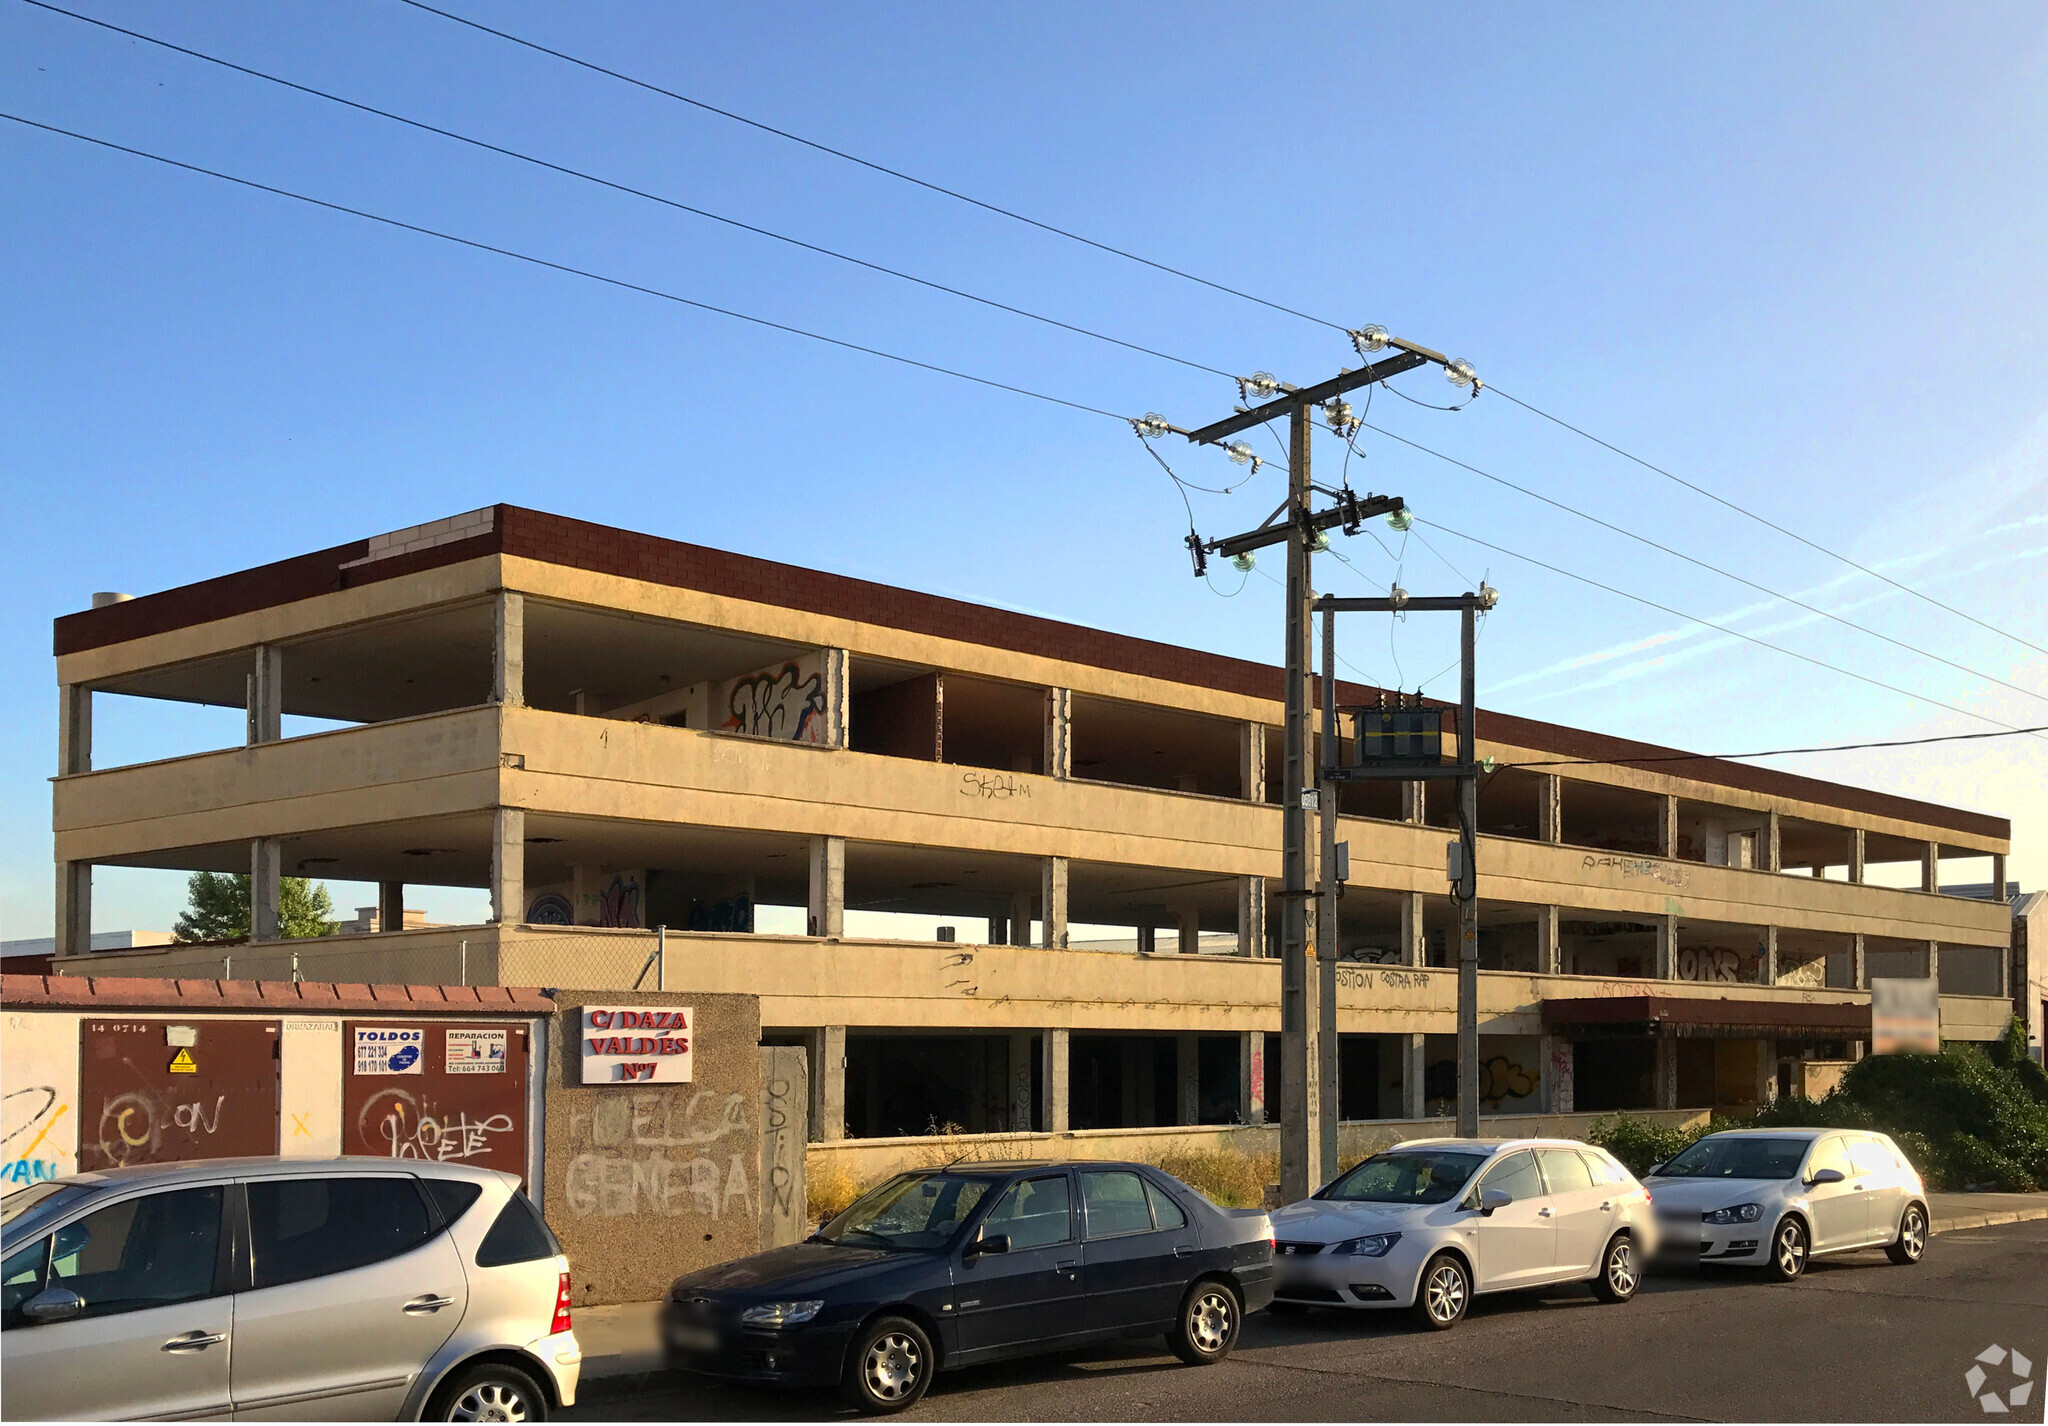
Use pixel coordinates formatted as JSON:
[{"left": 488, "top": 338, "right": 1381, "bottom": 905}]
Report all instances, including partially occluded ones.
[{"left": 1, "top": 1157, "right": 580, "bottom": 1421}]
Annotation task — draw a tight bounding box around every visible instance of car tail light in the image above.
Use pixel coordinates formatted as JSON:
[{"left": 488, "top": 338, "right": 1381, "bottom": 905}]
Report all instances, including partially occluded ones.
[{"left": 551, "top": 1271, "right": 573, "bottom": 1335}]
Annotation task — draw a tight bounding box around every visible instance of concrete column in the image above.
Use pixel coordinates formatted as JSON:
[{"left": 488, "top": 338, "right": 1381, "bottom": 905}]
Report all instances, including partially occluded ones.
[
  {"left": 1136, "top": 924, "right": 1156, "bottom": 955},
  {"left": 1653, "top": 1037, "right": 1678, "bottom": 1110},
  {"left": 807, "top": 1026, "right": 847, "bottom": 1142},
  {"left": 1849, "top": 828, "right": 1866, "bottom": 884},
  {"left": 1927, "top": 940, "right": 1941, "bottom": 987},
  {"left": 1040, "top": 1028, "right": 1070, "bottom": 1133},
  {"left": 1756, "top": 1040, "right": 1778, "bottom": 1108},
  {"left": 1240, "top": 722, "right": 1266, "bottom": 802},
  {"left": 1539, "top": 1034, "right": 1574, "bottom": 1114},
  {"left": 1760, "top": 926, "right": 1779, "bottom": 985},
  {"left": 59, "top": 683, "right": 91, "bottom": 776},
  {"left": 815, "top": 647, "right": 850, "bottom": 748},
  {"left": 1850, "top": 932, "right": 1866, "bottom": 990},
  {"left": 55, "top": 861, "right": 91, "bottom": 960},
  {"left": 1538, "top": 775, "right": 1561, "bottom": 843},
  {"left": 807, "top": 835, "right": 845, "bottom": 938},
  {"left": 1044, "top": 687, "right": 1072, "bottom": 779},
  {"left": 1176, "top": 907, "right": 1200, "bottom": 956},
  {"left": 1765, "top": 811, "right": 1782, "bottom": 873},
  {"left": 1007, "top": 1032, "right": 1036, "bottom": 1131},
  {"left": 1659, "top": 794, "right": 1679, "bottom": 859},
  {"left": 1401, "top": 1033, "right": 1427, "bottom": 1118},
  {"left": 1655, "top": 915, "right": 1677, "bottom": 980},
  {"left": 1402, "top": 780, "right": 1425, "bottom": 824},
  {"left": 1991, "top": 852, "right": 2007, "bottom": 901},
  {"left": 1041, "top": 857, "right": 1069, "bottom": 949},
  {"left": 1176, "top": 1033, "right": 1201, "bottom": 1125},
  {"left": 378, "top": 881, "right": 404, "bottom": 934},
  {"left": 1536, "top": 905, "right": 1561, "bottom": 975},
  {"left": 1237, "top": 878, "right": 1266, "bottom": 957},
  {"left": 1923, "top": 841, "right": 1940, "bottom": 894},
  {"left": 1010, "top": 890, "right": 1035, "bottom": 948},
  {"left": 493, "top": 591, "right": 525, "bottom": 707},
  {"left": 1401, "top": 892, "right": 1426, "bottom": 968},
  {"left": 250, "top": 837, "right": 282, "bottom": 943},
  {"left": 1238, "top": 1033, "right": 1266, "bottom": 1123},
  {"left": 491, "top": 806, "right": 525, "bottom": 925},
  {"left": 246, "top": 644, "right": 283, "bottom": 745}
]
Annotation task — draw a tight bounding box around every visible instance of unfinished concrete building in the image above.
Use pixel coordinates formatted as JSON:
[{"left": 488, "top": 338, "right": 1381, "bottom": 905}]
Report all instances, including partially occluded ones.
[{"left": 53, "top": 506, "right": 2017, "bottom": 1160}]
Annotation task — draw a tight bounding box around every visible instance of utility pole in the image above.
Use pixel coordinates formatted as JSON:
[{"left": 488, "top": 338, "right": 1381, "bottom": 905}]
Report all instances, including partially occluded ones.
[
  {"left": 1319, "top": 588, "right": 1497, "bottom": 1137},
  {"left": 1160, "top": 331, "right": 1471, "bottom": 1200}
]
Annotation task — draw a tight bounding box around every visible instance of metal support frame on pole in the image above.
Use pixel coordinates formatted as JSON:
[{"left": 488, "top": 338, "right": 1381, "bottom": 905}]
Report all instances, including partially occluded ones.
[{"left": 1318, "top": 589, "right": 1496, "bottom": 1138}]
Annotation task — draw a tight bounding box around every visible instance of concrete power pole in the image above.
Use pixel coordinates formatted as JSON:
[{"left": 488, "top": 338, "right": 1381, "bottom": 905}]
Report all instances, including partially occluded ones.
[{"left": 1163, "top": 336, "right": 1463, "bottom": 1201}]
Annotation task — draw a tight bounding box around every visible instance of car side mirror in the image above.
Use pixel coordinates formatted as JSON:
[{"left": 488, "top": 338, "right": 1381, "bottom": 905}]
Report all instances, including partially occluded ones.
[
  {"left": 966, "top": 1234, "right": 1010, "bottom": 1258},
  {"left": 1646, "top": 1160, "right": 1665, "bottom": 1176},
  {"left": 22, "top": 1287, "right": 84, "bottom": 1324},
  {"left": 1807, "top": 1168, "right": 1845, "bottom": 1186},
  {"left": 1479, "top": 1188, "right": 1512, "bottom": 1216}
]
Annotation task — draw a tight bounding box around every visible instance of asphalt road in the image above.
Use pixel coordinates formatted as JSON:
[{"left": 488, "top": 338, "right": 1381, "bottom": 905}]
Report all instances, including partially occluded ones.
[{"left": 569, "top": 1219, "right": 2048, "bottom": 1422}]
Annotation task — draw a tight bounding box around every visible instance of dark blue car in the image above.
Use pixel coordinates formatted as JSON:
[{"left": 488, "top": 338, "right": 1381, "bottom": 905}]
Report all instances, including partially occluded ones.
[{"left": 664, "top": 1159, "right": 1276, "bottom": 1412}]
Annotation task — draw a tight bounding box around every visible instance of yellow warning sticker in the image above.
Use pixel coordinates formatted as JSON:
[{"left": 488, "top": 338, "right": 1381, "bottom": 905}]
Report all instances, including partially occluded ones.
[{"left": 169, "top": 1048, "right": 197, "bottom": 1074}]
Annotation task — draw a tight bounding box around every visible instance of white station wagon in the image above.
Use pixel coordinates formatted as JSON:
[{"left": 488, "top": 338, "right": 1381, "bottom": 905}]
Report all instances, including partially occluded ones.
[{"left": 1267, "top": 1138, "right": 1658, "bottom": 1330}]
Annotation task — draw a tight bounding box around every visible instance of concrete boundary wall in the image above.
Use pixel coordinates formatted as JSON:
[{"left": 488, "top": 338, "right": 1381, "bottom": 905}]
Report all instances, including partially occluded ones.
[{"left": 803, "top": 1108, "right": 1714, "bottom": 1191}]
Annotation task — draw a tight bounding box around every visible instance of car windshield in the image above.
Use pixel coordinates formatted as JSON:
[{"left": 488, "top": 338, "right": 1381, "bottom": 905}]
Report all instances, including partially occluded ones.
[
  {"left": 1318, "top": 1150, "right": 1488, "bottom": 1205},
  {"left": 1, "top": 1183, "right": 92, "bottom": 1246},
  {"left": 1655, "top": 1137, "right": 1810, "bottom": 1180},
  {"left": 815, "top": 1173, "right": 993, "bottom": 1251}
]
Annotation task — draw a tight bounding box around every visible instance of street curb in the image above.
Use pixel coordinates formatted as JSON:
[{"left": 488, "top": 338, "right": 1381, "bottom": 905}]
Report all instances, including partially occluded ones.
[
  {"left": 576, "top": 1367, "right": 685, "bottom": 1405},
  {"left": 1931, "top": 1207, "right": 2048, "bottom": 1234}
]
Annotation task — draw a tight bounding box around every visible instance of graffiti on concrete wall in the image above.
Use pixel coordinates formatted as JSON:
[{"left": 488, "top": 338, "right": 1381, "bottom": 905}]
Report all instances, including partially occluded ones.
[
  {"left": 1548, "top": 1039, "right": 1575, "bottom": 1114},
  {"left": 527, "top": 893, "right": 574, "bottom": 926},
  {"left": 94, "top": 1089, "right": 228, "bottom": 1167},
  {"left": 2, "top": 1086, "right": 69, "bottom": 1185},
  {"left": 591, "top": 875, "right": 642, "bottom": 929},
  {"left": 721, "top": 661, "right": 828, "bottom": 744},
  {"left": 564, "top": 1089, "right": 755, "bottom": 1220},
  {"left": 686, "top": 896, "right": 753, "bottom": 934},
  {"left": 1479, "top": 1056, "right": 1537, "bottom": 1109},
  {"left": 760, "top": 1067, "right": 801, "bottom": 1229},
  {"left": 1674, "top": 945, "right": 1761, "bottom": 984}
]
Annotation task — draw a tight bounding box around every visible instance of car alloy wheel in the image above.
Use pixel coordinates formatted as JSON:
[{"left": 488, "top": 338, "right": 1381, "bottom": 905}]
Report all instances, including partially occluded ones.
[
  {"left": 1887, "top": 1204, "right": 1927, "bottom": 1265},
  {"left": 864, "top": 1331, "right": 924, "bottom": 1402},
  {"left": 1771, "top": 1218, "right": 1807, "bottom": 1281},
  {"left": 1417, "top": 1254, "right": 1469, "bottom": 1330},
  {"left": 440, "top": 1368, "right": 545, "bottom": 1424},
  {"left": 1169, "top": 1281, "right": 1240, "bottom": 1364},
  {"left": 1593, "top": 1235, "right": 1639, "bottom": 1302}
]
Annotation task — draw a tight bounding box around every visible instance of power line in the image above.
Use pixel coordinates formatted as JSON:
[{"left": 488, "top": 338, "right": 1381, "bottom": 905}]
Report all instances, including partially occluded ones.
[
  {"left": 394, "top": 0, "right": 1347, "bottom": 333},
  {"left": 1486, "top": 386, "right": 2048, "bottom": 661},
  {"left": 1357, "top": 419, "right": 2048, "bottom": 707},
  {"left": 1500, "top": 724, "right": 2048, "bottom": 770},
  {"left": 387, "top": 0, "right": 2048, "bottom": 664},
  {"left": 17, "top": 0, "right": 1243, "bottom": 385},
  {"left": 1412, "top": 517, "right": 2046, "bottom": 741},
  {"left": 0, "top": 110, "right": 1133, "bottom": 424}
]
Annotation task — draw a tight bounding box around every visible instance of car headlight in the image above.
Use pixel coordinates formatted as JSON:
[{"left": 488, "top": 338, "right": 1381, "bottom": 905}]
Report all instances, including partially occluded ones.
[
  {"left": 1332, "top": 1232, "right": 1402, "bottom": 1257},
  {"left": 1704, "top": 1203, "right": 1763, "bottom": 1225},
  {"left": 738, "top": 1299, "right": 824, "bottom": 1327}
]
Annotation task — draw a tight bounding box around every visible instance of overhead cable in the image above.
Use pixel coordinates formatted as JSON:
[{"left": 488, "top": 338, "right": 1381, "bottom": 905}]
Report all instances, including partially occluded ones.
[
  {"left": 18, "top": 0, "right": 1243, "bottom": 384},
  {"left": 1412, "top": 518, "right": 2045, "bottom": 742},
  {"left": 1359, "top": 421, "right": 2048, "bottom": 707},
  {"left": 0, "top": 110, "right": 1133, "bottom": 423}
]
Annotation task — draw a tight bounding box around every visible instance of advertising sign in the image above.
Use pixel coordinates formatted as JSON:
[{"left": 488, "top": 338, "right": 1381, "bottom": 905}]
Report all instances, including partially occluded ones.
[
  {"left": 580, "top": 1005, "right": 693, "bottom": 1084},
  {"left": 1871, "top": 977, "right": 1941, "bottom": 1055},
  {"left": 353, "top": 1026, "right": 425, "bottom": 1075},
  {"left": 446, "top": 1028, "right": 508, "bottom": 1074}
]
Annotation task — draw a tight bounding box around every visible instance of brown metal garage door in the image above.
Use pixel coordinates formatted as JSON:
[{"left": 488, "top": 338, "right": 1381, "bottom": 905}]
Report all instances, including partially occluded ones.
[
  {"left": 342, "top": 1020, "right": 530, "bottom": 1183},
  {"left": 79, "top": 1018, "right": 281, "bottom": 1170}
]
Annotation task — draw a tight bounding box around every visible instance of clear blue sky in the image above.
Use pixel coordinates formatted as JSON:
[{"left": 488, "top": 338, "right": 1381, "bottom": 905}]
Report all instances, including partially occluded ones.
[{"left": 3, "top": 1, "right": 2043, "bottom": 938}]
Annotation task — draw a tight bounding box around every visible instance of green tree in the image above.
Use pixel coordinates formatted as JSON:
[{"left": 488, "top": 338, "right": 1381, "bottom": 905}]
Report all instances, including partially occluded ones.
[{"left": 172, "top": 872, "right": 335, "bottom": 942}]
